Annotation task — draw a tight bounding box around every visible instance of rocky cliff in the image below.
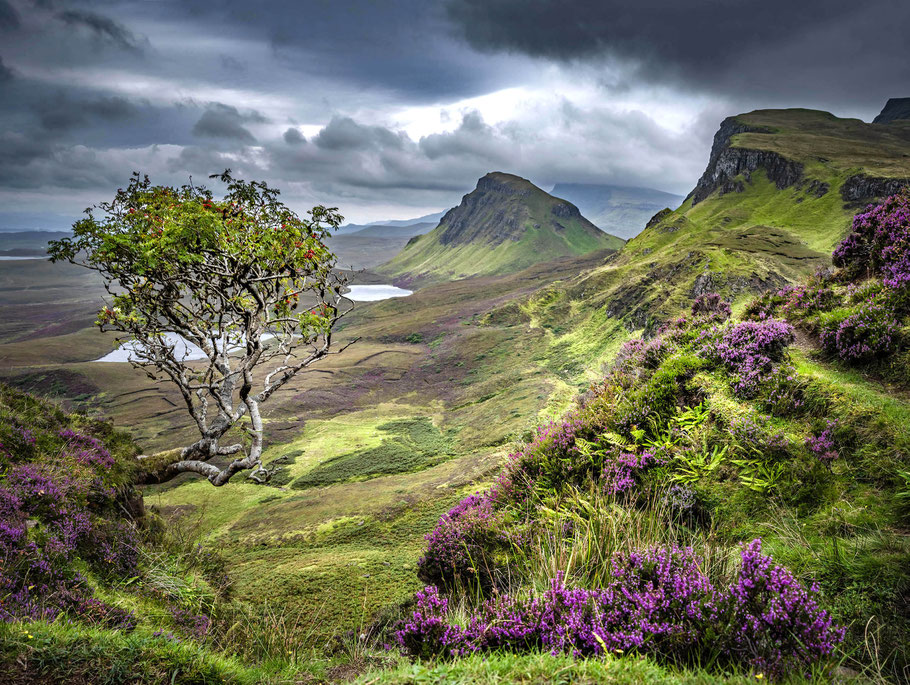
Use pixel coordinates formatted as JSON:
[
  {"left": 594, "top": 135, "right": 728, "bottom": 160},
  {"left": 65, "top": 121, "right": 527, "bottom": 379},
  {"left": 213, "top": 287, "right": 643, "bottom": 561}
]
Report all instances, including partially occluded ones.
[
  {"left": 687, "top": 116, "right": 802, "bottom": 205},
  {"left": 873, "top": 97, "right": 910, "bottom": 124}
]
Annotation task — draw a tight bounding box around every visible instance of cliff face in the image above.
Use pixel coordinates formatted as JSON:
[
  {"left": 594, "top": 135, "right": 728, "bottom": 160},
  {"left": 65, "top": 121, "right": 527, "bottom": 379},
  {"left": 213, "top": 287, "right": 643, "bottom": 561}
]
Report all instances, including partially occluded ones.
[
  {"left": 436, "top": 173, "right": 536, "bottom": 247},
  {"left": 873, "top": 98, "right": 910, "bottom": 124},
  {"left": 687, "top": 116, "right": 803, "bottom": 205},
  {"left": 840, "top": 174, "right": 910, "bottom": 205}
]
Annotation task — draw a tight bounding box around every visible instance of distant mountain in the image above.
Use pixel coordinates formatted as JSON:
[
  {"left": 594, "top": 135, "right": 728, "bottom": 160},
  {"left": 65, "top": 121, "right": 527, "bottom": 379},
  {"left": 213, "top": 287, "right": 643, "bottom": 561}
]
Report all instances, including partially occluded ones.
[
  {"left": 873, "top": 97, "right": 910, "bottom": 124},
  {"left": 0, "top": 230, "right": 69, "bottom": 255},
  {"left": 335, "top": 211, "right": 446, "bottom": 235},
  {"left": 549, "top": 183, "right": 683, "bottom": 239},
  {"left": 379, "top": 172, "right": 624, "bottom": 284},
  {"left": 347, "top": 222, "right": 435, "bottom": 239}
]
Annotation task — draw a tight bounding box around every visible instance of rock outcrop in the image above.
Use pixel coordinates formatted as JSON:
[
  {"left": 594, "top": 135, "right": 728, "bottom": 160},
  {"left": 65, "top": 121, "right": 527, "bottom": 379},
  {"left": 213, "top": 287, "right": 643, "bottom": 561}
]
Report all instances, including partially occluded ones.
[
  {"left": 687, "top": 117, "right": 802, "bottom": 206},
  {"left": 840, "top": 174, "right": 910, "bottom": 205},
  {"left": 873, "top": 98, "right": 910, "bottom": 124}
]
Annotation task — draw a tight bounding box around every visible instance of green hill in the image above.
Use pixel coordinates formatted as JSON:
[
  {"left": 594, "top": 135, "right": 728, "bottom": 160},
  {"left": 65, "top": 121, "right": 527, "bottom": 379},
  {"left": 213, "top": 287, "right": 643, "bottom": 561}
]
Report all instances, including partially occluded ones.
[
  {"left": 379, "top": 172, "right": 624, "bottom": 284},
  {"left": 527, "top": 109, "right": 910, "bottom": 341}
]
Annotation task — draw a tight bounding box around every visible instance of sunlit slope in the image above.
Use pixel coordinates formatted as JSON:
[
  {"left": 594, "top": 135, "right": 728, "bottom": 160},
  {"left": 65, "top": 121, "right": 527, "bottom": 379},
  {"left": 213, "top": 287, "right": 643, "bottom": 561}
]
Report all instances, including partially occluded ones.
[
  {"left": 380, "top": 172, "right": 623, "bottom": 284},
  {"left": 541, "top": 109, "right": 910, "bottom": 329}
]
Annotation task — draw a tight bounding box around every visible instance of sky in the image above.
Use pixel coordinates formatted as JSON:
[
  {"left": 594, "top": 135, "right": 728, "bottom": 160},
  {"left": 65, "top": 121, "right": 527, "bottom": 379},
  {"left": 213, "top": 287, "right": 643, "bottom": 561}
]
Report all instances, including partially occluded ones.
[{"left": 0, "top": 0, "right": 907, "bottom": 229}]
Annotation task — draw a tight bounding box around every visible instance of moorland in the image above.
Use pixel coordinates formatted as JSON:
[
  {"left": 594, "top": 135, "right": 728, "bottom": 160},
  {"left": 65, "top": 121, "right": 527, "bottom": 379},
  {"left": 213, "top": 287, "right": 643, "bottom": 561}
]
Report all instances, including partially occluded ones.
[{"left": 2, "top": 104, "right": 910, "bottom": 684}]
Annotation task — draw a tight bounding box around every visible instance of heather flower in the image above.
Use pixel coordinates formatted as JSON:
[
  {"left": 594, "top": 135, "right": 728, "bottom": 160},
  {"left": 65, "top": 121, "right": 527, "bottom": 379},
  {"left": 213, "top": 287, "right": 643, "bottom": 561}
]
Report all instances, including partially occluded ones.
[
  {"left": 805, "top": 420, "right": 839, "bottom": 462},
  {"left": 0, "top": 445, "right": 136, "bottom": 628},
  {"left": 59, "top": 429, "right": 115, "bottom": 470},
  {"left": 819, "top": 301, "right": 898, "bottom": 362},
  {"left": 170, "top": 605, "right": 211, "bottom": 640},
  {"left": 726, "top": 540, "right": 845, "bottom": 678},
  {"left": 833, "top": 190, "right": 910, "bottom": 287},
  {"left": 418, "top": 492, "right": 503, "bottom": 590},
  {"left": 603, "top": 451, "right": 655, "bottom": 495},
  {"left": 397, "top": 540, "right": 843, "bottom": 679},
  {"left": 706, "top": 320, "right": 795, "bottom": 398},
  {"left": 692, "top": 292, "right": 731, "bottom": 320}
]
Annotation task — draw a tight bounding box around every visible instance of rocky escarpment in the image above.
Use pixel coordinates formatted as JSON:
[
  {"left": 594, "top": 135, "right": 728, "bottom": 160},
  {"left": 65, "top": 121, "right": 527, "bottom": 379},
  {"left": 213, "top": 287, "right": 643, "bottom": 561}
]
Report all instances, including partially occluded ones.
[
  {"left": 840, "top": 174, "right": 910, "bottom": 206},
  {"left": 687, "top": 116, "right": 802, "bottom": 205},
  {"left": 873, "top": 98, "right": 910, "bottom": 124}
]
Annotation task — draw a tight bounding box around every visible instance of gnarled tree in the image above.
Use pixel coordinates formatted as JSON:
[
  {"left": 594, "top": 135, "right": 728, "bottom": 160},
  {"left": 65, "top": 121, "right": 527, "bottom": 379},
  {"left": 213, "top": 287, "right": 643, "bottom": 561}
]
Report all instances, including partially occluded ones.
[{"left": 49, "top": 171, "right": 353, "bottom": 486}]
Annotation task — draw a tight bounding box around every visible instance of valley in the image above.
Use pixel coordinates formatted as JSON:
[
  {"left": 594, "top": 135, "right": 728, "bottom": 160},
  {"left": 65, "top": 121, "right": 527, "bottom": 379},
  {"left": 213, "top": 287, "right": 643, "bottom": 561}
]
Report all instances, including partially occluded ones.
[{"left": 3, "top": 103, "right": 910, "bottom": 683}]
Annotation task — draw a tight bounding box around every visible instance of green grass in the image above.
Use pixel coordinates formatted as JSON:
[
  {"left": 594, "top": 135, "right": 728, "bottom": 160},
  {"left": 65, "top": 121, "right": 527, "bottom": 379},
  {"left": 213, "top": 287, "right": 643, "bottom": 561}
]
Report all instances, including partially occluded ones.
[
  {"left": 355, "top": 651, "right": 800, "bottom": 684},
  {"left": 0, "top": 621, "right": 283, "bottom": 685},
  {"left": 291, "top": 417, "right": 454, "bottom": 489}
]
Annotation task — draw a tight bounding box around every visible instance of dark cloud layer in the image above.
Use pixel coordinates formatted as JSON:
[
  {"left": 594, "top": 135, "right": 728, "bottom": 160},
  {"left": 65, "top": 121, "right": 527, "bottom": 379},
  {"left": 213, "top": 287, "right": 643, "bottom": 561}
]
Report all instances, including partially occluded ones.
[
  {"left": 192, "top": 104, "right": 265, "bottom": 143},
  {"left": 160, "top": 0, "right": 522, "bottom": 104},
  {"left": 445, "top": 0, "right": 909, "bottom": 104},
  {"left": 37, "top": 94, "right": 136, "bottom": 131},
  {"left": 56, "top": 9, "right": 145, "bottom": 52},
  {"left": 0, "top": 0, "right": 906, "bottom": 227},
  {"left": 0, "top": 0, "right": 19, "bottom": 30}
]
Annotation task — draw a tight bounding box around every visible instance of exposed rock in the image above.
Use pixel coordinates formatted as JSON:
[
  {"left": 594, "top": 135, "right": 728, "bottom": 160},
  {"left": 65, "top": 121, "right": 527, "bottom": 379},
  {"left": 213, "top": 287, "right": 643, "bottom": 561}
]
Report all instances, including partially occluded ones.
[
  {"left": 873, "top": 97, "right": 910, "bottom": 124},
  {"left": 805, "top": 179, "right": 830, "bottom": 198},
  {"left": 687, "top": 116, "right": 802, "bottom": 205},
  {"left": 840, "top": 174, "right": 910, "bottom": 206},
  {"left": 691, "top": 271, "right": 715, "bottom": 298},
  {"left": 551, "top": 202, "right": 581, "bottom": 219},
  {"left": 645, "top": 208, "right": 673, "bottom": 230}
]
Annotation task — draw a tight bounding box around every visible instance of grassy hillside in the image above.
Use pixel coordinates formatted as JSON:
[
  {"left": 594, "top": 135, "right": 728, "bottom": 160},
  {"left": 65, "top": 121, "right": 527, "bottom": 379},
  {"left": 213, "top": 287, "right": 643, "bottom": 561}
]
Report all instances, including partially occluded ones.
[
  {"left": 380, "top": 173, "right": 623, "bottom": 284},
  {"left": 499, "top": 109, "right": 910, "bottom": 384},
  {"left": 5, "top": 108, "right": 910, "bottom": 683},
  {"left": 386, "top": 196, "right": 910, "bottom": 678}
]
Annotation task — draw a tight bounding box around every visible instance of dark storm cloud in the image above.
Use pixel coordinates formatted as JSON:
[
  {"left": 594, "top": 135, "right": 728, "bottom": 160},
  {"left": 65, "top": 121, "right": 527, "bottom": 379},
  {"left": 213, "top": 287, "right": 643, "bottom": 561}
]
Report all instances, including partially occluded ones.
[
  {"left": 0, "top": 0, "right": 19, "bottom": 30},
  {"left": 164, "top": 0, "right": 524, "bottom": 104},
  {"left": 56, "top": 9, "right": 145, "bottom": 52},
  {"left": 283, "top": 127, "right": 305, "bottom": 145},
  {"left": 444, "top": 0, "right": 909, "bottom": 104},
  {"left": 192, "top": 104, "right": 266, "bottom": 143},
  {"left": 314, "top": 116, "right": 407, "bottom": 151},
  {"left": 0, "top": 56, "right": 12, "bottom": 82},
  {"left": 37, "top": 94, "right": 137, "bottom": 131}
]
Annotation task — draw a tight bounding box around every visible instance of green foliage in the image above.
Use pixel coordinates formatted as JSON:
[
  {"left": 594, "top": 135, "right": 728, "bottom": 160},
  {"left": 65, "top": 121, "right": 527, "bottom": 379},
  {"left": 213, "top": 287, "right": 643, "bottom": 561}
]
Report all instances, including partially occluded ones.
[
  {"left": 672, "top": 444, "right": 727, "bottom": 485},
  {"left": 291, "top": 418, "right": 453, "bottom": 489},
  {"left": 0, "top": 621, "right": 294, "bottom": 685},
  {"left": 897, "top": 470, "right": 910, "bottom": 519},
  {"left": 356, "top": 649, "right": 764, "bottom": 685},
  {"left": 46, "top": 171, "right": 351, "bottom": 486}
]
